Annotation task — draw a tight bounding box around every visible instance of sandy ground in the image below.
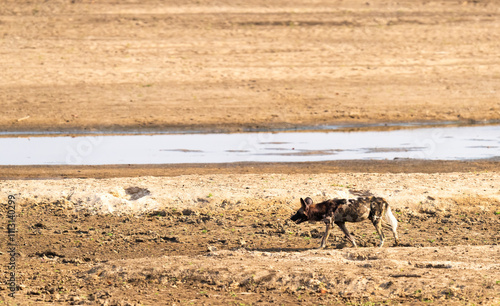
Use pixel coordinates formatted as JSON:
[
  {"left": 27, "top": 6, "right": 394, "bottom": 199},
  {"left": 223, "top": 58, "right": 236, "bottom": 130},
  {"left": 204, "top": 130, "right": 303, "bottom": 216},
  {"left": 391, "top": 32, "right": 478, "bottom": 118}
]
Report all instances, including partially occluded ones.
[
  {"left": 1, "top": 0, "right": 500, "bottom": 133},
  {"left": 1, "top": 173, "right": 500, "bottom": 304},
  {"left": 1, "top": 0, "right": 500, "bottom": 305}
]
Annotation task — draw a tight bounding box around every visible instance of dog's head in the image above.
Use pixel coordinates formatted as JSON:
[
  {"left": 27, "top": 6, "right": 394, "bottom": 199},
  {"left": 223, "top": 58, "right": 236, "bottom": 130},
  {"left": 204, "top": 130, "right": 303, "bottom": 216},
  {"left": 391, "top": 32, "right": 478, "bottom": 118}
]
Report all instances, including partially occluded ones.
[{"left": 290, "top": 197, "right": 314, "bottom": 224}]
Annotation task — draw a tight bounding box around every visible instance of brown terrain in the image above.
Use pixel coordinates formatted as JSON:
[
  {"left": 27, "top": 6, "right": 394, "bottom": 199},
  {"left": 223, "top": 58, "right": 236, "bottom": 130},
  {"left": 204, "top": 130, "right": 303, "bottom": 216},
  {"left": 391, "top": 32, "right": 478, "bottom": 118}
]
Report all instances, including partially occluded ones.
[
  {"left": 1, "top": 0, "right": 500, "bottom": 305},
  {"left": 1, "top": 174, "right": 500, "bottom": 305},
  {"left": 1, "top": 0, "right": 500, "bottom": 132}
]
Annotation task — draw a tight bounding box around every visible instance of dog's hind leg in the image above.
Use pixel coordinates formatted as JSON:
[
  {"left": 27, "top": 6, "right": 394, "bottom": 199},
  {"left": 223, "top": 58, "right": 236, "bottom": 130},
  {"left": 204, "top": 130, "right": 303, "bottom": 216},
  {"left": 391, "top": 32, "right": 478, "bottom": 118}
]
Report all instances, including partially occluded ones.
[
  {"left": 335, "top": 222, "right": 357, "bottom": 247},
  {"left": 319, "top": 222, "right": 331, "bottom": 249}
]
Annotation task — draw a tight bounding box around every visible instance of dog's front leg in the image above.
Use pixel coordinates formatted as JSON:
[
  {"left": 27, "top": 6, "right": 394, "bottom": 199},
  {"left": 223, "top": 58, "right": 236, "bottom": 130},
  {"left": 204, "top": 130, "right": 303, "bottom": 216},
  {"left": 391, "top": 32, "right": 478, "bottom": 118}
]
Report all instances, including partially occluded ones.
[{"left": 319, "top": 221, "right": 331, "bottom": 249}]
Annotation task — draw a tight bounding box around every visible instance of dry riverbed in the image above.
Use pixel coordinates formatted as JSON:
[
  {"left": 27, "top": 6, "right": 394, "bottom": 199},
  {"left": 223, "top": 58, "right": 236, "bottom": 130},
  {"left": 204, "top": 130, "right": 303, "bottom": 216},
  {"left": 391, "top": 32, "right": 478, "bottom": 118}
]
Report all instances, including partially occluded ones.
[{"left": 1, "top": 173, "right": 499, "bottom": 304}]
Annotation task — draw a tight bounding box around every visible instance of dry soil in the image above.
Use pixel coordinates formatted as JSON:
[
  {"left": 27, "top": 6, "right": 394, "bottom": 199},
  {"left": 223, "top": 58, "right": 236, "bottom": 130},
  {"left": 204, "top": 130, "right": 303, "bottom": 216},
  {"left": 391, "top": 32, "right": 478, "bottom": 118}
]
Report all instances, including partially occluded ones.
[
  {"left": 1, "top": 0, "right": 500, "bottom": 133},
  {"left": 1, "top": 173, "right": 500, "bottom": 305}
]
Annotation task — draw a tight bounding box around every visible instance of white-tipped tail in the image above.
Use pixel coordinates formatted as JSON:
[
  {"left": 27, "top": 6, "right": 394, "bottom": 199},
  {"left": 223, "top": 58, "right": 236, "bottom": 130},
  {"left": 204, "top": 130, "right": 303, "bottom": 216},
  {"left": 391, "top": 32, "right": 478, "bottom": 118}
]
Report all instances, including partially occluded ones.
[
  {"left": 384, "top": 206, "right": 399, "bottom": 244},
  {"left": 384, "top": 206, "right": 398, "bottom": 230}
]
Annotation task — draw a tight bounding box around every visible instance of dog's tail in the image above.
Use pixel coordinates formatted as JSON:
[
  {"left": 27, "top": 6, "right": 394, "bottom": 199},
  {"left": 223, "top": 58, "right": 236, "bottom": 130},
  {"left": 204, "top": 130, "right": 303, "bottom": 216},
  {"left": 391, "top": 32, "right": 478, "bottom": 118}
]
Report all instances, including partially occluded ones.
[
  {"left": 383, "top": 205, "right": 399, "bottom": 245},
  {"left": 384, "top": 206, "right": 398, "bottom": 230},
  {"left": 384, "top": 206, "right": 397, "bottom": 227}
]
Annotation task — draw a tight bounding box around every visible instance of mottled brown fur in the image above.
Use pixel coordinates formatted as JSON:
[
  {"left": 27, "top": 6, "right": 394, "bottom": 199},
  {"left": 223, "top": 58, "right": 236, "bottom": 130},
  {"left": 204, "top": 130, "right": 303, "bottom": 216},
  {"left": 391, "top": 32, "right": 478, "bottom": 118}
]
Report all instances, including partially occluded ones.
[{"left": 291, "top": 196, "right": 399, "bottom": 249}]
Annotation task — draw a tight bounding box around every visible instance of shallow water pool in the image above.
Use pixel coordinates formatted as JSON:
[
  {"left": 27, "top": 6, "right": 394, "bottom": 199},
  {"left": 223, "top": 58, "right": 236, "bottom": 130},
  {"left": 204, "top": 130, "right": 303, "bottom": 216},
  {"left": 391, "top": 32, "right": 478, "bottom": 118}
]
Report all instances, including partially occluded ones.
[{"left": 0, "top": 125, "right": 498, "bottom": 165}]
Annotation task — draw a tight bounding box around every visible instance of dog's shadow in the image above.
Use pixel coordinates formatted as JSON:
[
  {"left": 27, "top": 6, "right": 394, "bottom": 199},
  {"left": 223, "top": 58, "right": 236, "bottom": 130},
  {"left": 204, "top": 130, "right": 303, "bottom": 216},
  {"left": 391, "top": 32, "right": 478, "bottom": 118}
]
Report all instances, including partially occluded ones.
[
  {"left": 248, "top": 242, "right": 351, "bottom": 252},
  {"left": 247, "top": 247, "right": 311, "bottom": 253}
]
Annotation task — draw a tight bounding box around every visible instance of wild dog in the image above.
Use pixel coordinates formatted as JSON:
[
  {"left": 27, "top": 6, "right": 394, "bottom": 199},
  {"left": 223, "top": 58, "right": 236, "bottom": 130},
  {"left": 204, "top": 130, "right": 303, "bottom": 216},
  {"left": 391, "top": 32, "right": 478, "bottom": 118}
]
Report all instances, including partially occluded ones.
[{"left": 291, "top": 196, "right": 399, "bottom": 249}]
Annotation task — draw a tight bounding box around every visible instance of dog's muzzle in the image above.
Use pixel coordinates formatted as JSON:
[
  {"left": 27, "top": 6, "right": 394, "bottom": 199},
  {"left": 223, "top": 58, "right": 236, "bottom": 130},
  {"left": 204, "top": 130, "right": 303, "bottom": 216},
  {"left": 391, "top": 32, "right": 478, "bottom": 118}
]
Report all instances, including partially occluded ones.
[{"left": 291, "top": 212, "right": 307, "bottom": 224}]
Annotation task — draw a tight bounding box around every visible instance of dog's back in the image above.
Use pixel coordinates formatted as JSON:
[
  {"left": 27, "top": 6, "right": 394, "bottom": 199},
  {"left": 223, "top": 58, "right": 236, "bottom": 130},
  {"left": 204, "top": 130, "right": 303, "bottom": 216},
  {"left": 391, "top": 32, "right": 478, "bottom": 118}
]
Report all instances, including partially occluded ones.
[
  {"left": 331, "top": 197, "right": 372, "bottom": 222},
  {"left": 314, "top": 198, "right": 346, "bottom": 221}
]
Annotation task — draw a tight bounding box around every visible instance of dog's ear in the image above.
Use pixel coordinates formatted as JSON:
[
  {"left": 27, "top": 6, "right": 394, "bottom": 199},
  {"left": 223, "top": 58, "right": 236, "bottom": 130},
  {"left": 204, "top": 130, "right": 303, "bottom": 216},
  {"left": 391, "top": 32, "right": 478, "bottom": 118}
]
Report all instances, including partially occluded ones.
[{"left": 301, "top": 197, "right": 313, "bottom": 209}]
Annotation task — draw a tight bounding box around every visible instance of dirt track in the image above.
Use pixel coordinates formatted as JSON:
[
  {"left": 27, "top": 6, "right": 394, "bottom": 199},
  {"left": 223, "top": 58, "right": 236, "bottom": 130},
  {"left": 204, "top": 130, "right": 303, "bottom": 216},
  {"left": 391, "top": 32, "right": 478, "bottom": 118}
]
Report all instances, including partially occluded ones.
[{"left": 1, "top": 0, "right": 500, "bottom": 132}]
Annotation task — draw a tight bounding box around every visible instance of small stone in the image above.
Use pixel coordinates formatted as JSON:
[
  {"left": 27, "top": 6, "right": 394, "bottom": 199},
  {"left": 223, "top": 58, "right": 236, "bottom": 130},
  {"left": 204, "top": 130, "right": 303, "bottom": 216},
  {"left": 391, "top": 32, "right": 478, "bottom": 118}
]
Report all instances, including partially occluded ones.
[{"left": 182, "top": 209, "right": 196, "bottom": 216}]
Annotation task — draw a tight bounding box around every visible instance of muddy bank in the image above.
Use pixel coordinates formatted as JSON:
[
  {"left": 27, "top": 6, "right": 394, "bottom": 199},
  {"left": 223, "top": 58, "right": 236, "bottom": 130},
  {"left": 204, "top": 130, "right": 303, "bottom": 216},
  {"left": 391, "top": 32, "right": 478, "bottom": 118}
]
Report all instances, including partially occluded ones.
[{"left": 1, "top": 159, "right": 499, "bottom": 179}]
